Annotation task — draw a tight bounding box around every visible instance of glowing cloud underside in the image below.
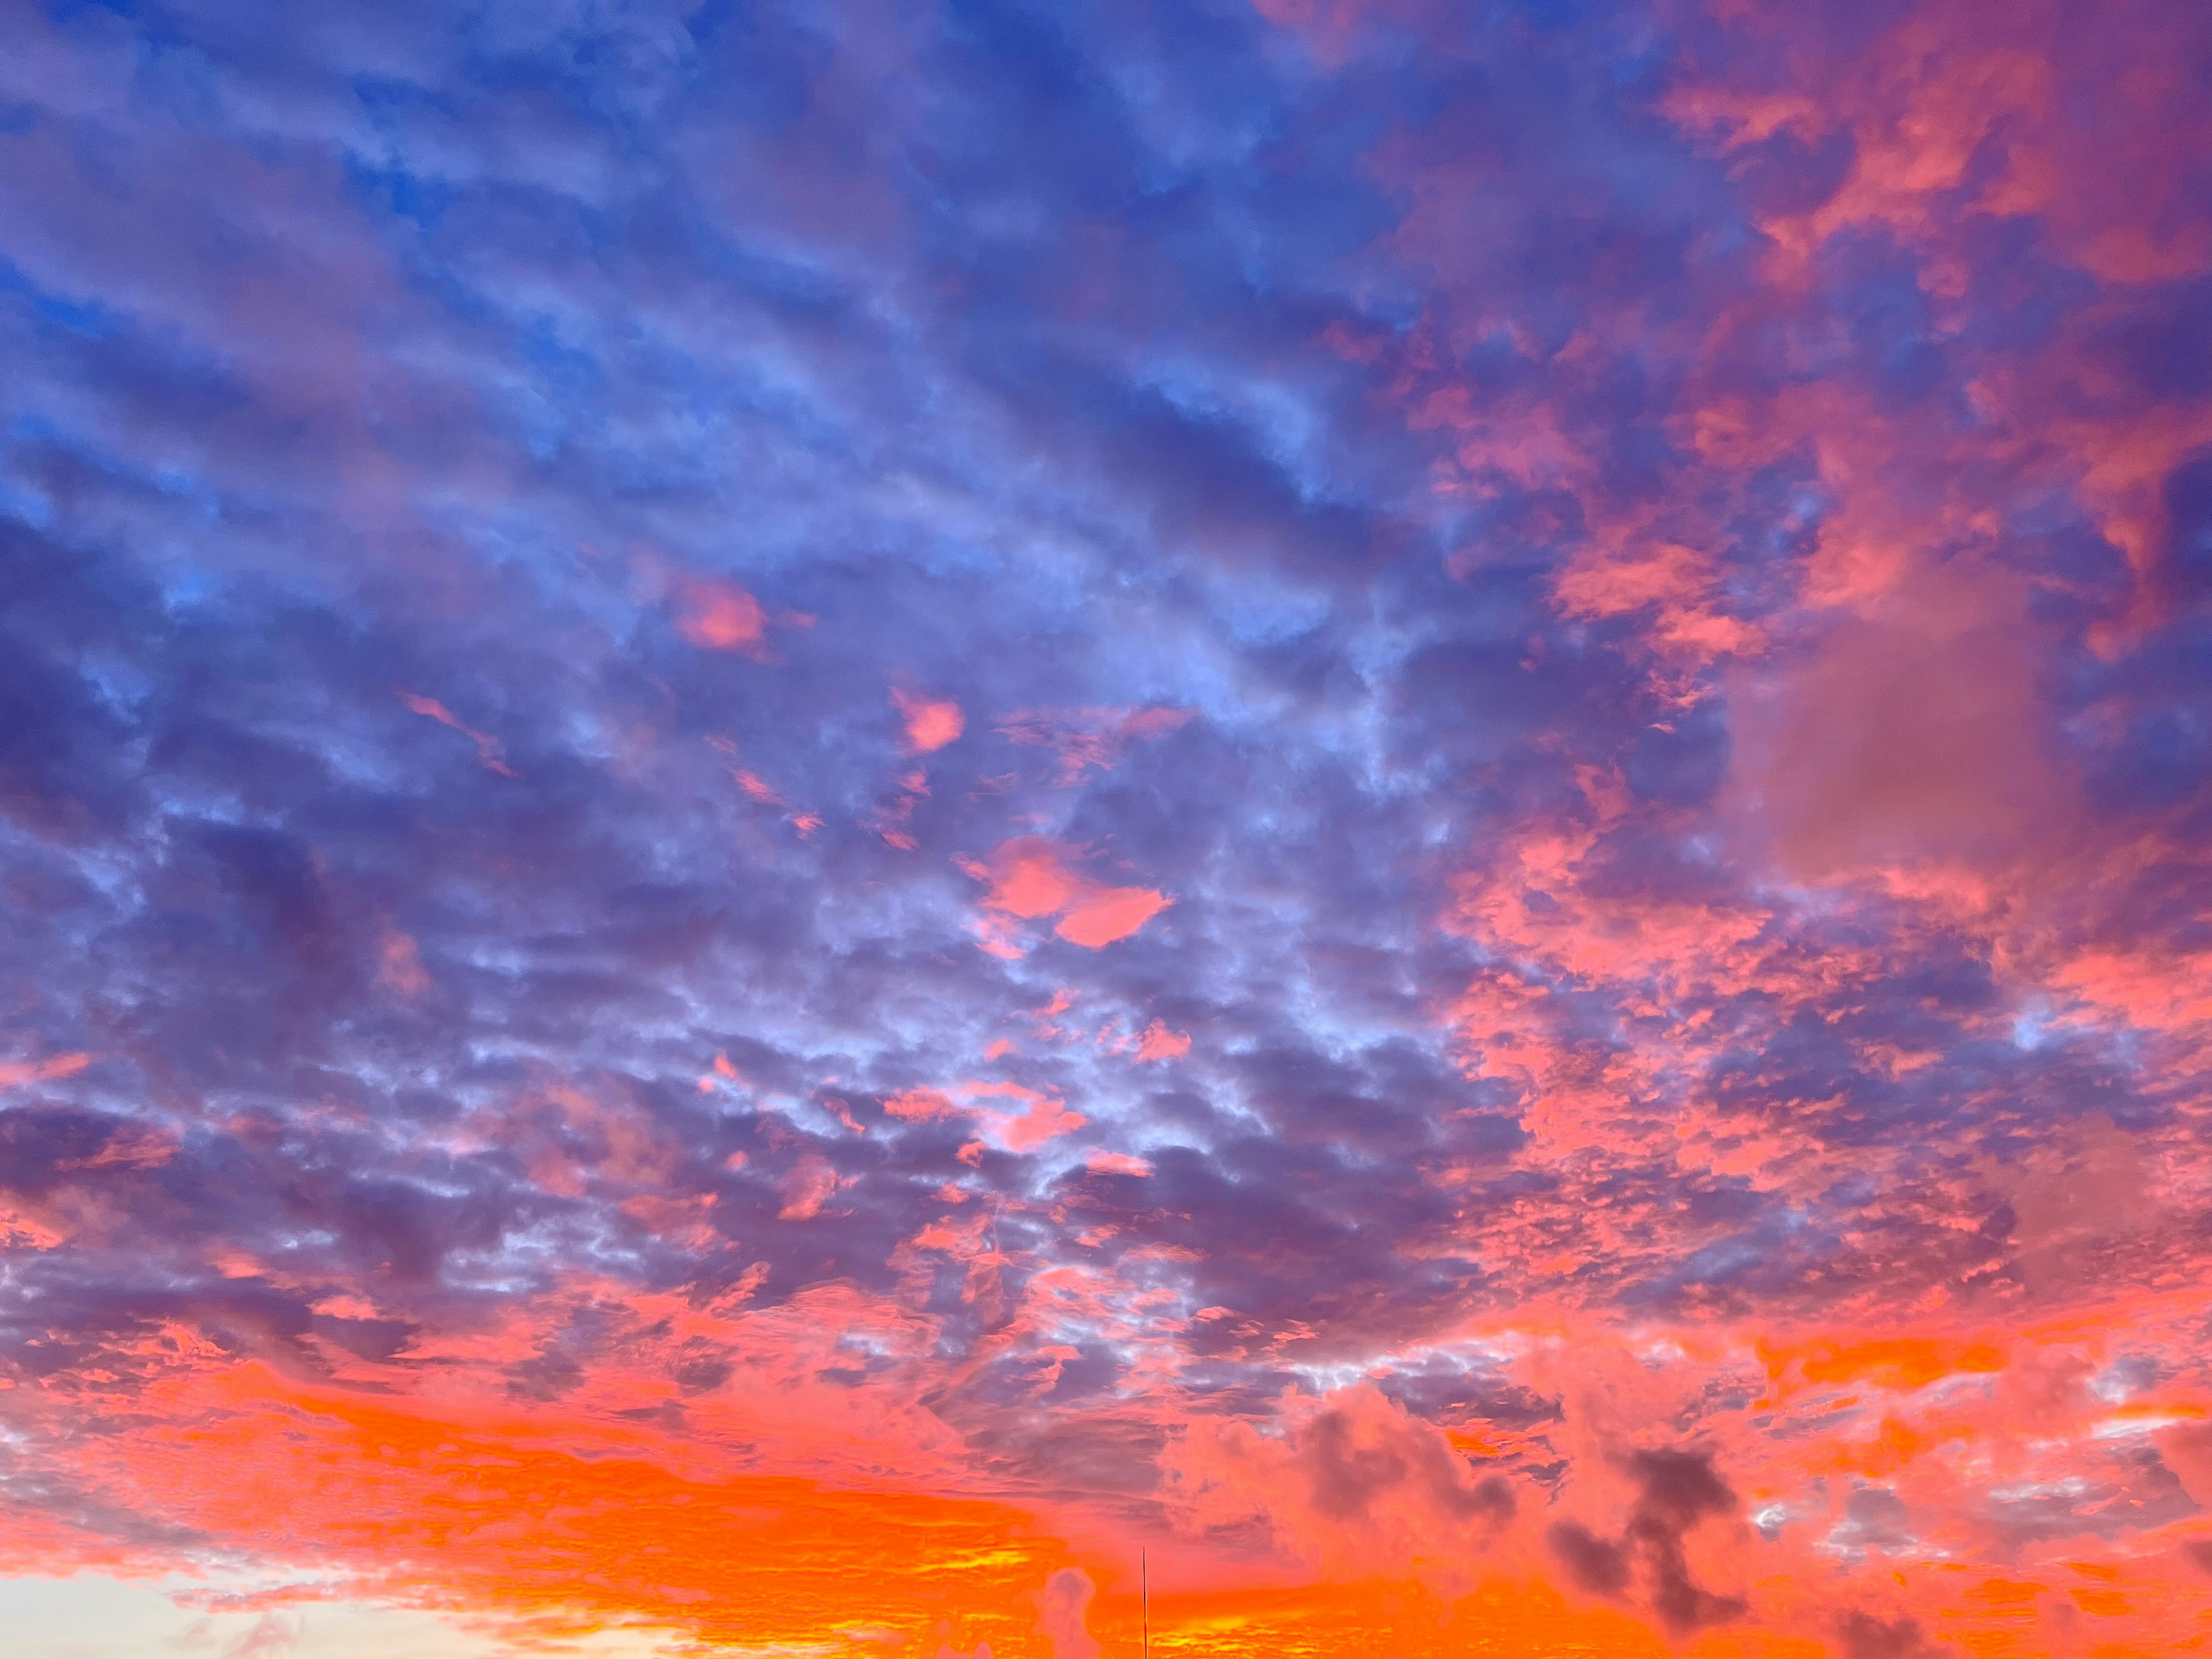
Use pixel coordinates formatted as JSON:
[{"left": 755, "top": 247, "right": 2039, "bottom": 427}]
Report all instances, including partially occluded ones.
[{"left": 1, "top": 0, "right": 2209, "bottom": 1654}]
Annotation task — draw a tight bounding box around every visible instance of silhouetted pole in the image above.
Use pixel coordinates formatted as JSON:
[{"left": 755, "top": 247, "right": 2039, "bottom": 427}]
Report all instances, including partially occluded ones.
[{"left": 1142, "top": 1549, "right": 1149, "bottom": 1659}]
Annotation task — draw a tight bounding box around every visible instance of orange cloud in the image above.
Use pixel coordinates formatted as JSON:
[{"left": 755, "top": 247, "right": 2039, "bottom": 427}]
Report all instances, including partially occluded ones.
[
  {"left": 59, "top": 1365, "right": 1075, "bottom": 1656},
  {"left": 7, "top": 1354, "right": 1767, "bottom": 1659},
  {"left": 1758, "top": 1336, "right": 2009, "bottom": 1407}
]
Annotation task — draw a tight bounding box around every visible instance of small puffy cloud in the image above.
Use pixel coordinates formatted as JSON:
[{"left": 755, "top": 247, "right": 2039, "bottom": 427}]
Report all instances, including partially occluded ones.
[
  {"left": 377, "top": 930, "right": 431, "bottom": 997},
  {"left": 894, "top": 688, "right": 965, "bottom": 753},
  {"left": 1056, "top": 887, "right": 1170, "bottom": 949},
  {"left": 1134, "top": 1020, "right": 1191, "bottom": 1062},
  {"left": 959, "top": 838, "right": 1171, "bottom": 955},
  {"left": 674, "top": 578, "right": 769, "bottom": 657}
]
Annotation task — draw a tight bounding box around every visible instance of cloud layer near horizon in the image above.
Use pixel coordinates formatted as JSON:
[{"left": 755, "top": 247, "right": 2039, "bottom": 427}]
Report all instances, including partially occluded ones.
[{"left": 2, "top": 0, "right": 2211, "bottom": 1653}]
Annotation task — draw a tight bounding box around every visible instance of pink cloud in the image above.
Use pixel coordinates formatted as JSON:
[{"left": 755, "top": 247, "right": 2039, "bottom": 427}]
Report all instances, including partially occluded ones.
[
  {"left": 965, "top": 840, "right": 1084, "bottom": 919},
  {"left": 957, "top": 838, "right": 1172, "bottom": 955},
  {"left": 1134, "top": 1020, "right": 1191, "bottom": 1062},
  {"left": 377, "top": 931, "right": 430, "bottom": 998},
  {"left": 396, "top": 690, "right": 517, "bottom": 777},
  {"left": 964, "top": 1082, "right": 1086, "bottom": 1152},
  {"left": 881, "top": 1082, "right": 1085, "bottom": 1152},
  {"left": 865, "top": 767, "right": 933, "bottom": 852},
  {"left": 1032, "top": 1567, "right": 1100, "bottom": 1659},
  {"left": 1055, "top": 887, "right": 1171, "bottom": 949},
  {"left": 0, "top": 1052, "right": 91, "bottom": 1091},
  {"left": 674, "top": 578, "right": 770, "bottom": 657},
  {"left": 997, "top": 706, "right": 1191, "bottom": 785},
  {"left": 1158, "top": 1384, "right": 1517, "bottom": 1579},
  {"left": 893, "top": 688, "right": 965, "bottom": 753},
  {"left": 777, "top": 1154, "right": 843, "bottom": 1221},
  {"left": 1085, "top": 1151, "right": 1152, "bottom": 1176},
  {"left": 884, "top": 1088, "right": 963, "bottom": 1122}
]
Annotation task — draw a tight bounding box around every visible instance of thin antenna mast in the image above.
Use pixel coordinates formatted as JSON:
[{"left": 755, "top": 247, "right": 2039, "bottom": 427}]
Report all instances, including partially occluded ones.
[{"left": 1141, "top": 1548, "right": 1149, "bottom": 1659}]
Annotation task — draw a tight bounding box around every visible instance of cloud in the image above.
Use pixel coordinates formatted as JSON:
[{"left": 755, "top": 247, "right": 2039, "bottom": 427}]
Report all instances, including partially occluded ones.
[
  {"left": 377, "top": 931, "right": 431, "bottom": 998},
  {"left": 959, "top": 838, "right": 1172, "bottom": 955},
  {"left": 0, "top": 0, "right": 2208, "bottom": 1652},
  {"left": 395, "top": 691, "right": 517, "bottom": 777},
  {"left": 777, "top": 1154, "right": 846, "bottom": 1221},
  {"left": 1084, "top": 1151, "right": 1151, "bottom": 1176},
  {"left": 673, "top": 579, "right": 770, "bottom": 657},
  {"left": 222, "top": 1612, "right": 304, "bottom": 1657},
  {"left": 1548, "top": 1450, "right": 1747, "bottom": 1634},
  {"left": 1134, "top": 1021, "right": 1191, "bottom": 1062},
  {"left": 1836, "top": 1609, "right": 1950, "bottom": 1659},
  {"left": 997, "top": 707, "right": 1192, "bottom": 785},
  {"left": 1055, "top": 886, "right": 1171, "bottom": 950},
  {"left": 1161, "top": 1385, "right": 1517, "bottom": 1578},
  {"left": 881, "top": 1081, "right": 1085, "bottom": 1152},
  {"left": 894, "top": 688, "right": 966, "bottom": 753},
  {"left": 1033, "top": 1569, "right": 1099, "bottom": 1659},
  {"left": 0, "top": 1052, "right": 91, "bottom": 1091}
]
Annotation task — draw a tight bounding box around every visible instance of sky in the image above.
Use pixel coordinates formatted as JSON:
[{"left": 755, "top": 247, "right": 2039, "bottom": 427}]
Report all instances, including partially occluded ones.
[{"left": 1, "top": 0, "right": 2210, "bottom": 1654}]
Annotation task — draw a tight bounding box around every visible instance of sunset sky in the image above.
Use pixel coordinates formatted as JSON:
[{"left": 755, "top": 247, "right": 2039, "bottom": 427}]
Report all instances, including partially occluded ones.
[{"left": 3, "top": 0, "right": 2211, "bottom": 1655}]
